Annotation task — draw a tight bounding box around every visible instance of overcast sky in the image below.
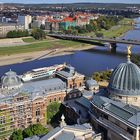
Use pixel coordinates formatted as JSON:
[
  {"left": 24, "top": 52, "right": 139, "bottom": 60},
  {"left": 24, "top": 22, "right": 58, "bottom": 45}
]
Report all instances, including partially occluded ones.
[{"left": 0, "top": 0, "right": 140, "bottom": 4}]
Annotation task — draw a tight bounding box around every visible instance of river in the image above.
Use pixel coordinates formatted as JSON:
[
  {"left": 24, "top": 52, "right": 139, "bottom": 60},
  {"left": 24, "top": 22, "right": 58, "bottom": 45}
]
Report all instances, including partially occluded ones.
[{"left": 0, "top": 18, "right": 140, "bottom": 77}]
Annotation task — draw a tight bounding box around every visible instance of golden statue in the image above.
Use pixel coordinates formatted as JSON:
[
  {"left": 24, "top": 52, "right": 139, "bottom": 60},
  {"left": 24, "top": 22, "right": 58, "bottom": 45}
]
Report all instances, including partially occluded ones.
[{"left": 127, "top": 45, "right": 132, "bottom": 61}]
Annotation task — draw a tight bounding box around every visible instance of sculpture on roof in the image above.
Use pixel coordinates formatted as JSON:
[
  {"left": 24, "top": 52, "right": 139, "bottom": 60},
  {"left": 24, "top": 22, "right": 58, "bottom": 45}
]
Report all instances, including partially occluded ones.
[
  {"left": 60, "top": 114, "right": 67, "bottom": 127},
  {"left": 127, "top": 45, "right": 132, "bottom": 61}
]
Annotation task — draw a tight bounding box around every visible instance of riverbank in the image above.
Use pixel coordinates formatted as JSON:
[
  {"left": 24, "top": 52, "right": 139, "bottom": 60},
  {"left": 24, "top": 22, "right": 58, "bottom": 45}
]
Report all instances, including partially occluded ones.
[
  {"left": 0, "top": 45, "right": 94, "bottom": 66},
  {"left": 80, "top": 18, "right": 133, "bottom": 38}
]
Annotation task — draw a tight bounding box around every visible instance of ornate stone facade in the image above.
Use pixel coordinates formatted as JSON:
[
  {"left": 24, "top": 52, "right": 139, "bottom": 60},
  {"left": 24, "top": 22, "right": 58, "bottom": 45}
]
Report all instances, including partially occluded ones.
[{"left": 0, "top": 65, "right": 85, "bottom": 138}]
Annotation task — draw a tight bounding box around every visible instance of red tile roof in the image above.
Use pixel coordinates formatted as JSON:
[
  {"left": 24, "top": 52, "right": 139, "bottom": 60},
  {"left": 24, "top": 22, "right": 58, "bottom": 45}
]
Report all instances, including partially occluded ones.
[
  {"left": 46, "top": 16, "right": 76, "bottom": 23},
  {"left": 62, "top": 17, "right": 76, "bottom": 22}
]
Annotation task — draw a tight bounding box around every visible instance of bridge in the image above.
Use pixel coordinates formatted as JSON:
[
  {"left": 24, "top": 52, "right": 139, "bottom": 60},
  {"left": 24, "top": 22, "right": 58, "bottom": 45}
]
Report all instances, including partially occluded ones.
[{"left": 48, "top": 34, "right": 140, "bottom": 53}]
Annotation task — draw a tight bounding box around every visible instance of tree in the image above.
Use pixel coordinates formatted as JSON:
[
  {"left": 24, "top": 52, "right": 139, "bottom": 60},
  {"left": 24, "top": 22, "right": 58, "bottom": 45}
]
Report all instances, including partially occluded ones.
[
  {"left": 22, "top": 124, "right": 48, "bottom": 138},
  {"left": 132, "top": 55, "right": 140, "bottom": 66},
  {"left": 10, "top": 124, "right": 48, "bottom": 139},
  {"left": 92, "top": 70, "right": 112, "bottom": 82},
  {"left": 47, "top": 102, "right": 61, "bottom": 123},
  {"left": 31, "top": 28, "right": 46, "bottom": 40},
  {"left": 95, "top": 32, "right": 104, "bottom": 38},
  {"left": 10, "top": 129, "right": 23, "bottom": 140}
]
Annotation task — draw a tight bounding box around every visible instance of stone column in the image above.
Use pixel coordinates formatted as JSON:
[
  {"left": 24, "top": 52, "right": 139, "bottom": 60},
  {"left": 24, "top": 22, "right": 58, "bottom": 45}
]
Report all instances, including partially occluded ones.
[{"left": 136, "top": 127, "right": 139, "bottom": 140}]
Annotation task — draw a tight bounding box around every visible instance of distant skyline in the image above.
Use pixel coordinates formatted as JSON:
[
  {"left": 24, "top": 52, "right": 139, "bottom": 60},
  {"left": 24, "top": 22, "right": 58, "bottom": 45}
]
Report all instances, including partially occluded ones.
[{"left": 0, "top": 0, "right": 140, "bottom": 4}]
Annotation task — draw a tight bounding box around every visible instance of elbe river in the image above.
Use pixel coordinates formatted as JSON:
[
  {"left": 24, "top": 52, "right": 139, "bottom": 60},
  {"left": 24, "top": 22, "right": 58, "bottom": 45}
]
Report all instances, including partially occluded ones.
[{"left": 0, "top": 18, "right": 140, "bottom": 77}]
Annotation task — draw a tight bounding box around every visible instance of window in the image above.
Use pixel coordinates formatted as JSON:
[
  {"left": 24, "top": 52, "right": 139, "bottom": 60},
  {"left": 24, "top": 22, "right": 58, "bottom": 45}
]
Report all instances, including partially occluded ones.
[
  {"left": 0, "top": 117, "right": 5, "bottom": 124},
  {"left": 54, "top": 98, "right": 56, "bottom": 102},
  {"left": 17, "top": 97, "right": 24, "bottom": 102},
  {"left": 101, "top": 113, "right": 108, "bottom": 120},
  {"left": 36, "top": 118, "right": 40, "bottom": 123},
  {"left": 70, "top": 84, "right": 72, "bottom": 88},
  {"left": 36, "top": 108, "right": 40, "bottom": 117},
  {"left": 127, "top": 127, "right": 134, "bottom": 135},
  {"left": 119, "top": 96, "right": 122, "bottom": 99},
  {"left": 69, "top": 95, "right": 72, "bottom": 99},
  {"left": 59, "top": 97, "right": 61, "bottom": 101},
  {"left": 50, "top": 99, "right": 52, "bottom": 103}
]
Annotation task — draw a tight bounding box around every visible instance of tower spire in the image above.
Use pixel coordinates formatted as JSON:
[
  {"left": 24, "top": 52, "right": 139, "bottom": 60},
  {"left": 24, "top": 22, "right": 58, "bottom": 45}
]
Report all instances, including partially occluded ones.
[{"left": 127, "top": 45, "right": 132, "bottom": 62}]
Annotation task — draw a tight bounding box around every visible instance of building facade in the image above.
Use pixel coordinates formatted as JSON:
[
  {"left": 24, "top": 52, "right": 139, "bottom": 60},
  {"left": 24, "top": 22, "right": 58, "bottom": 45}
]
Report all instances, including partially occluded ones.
[
  {"left": 18, "top": 15, "right": 32, "bottom": 30},
  {"left": 90, "top": 48, "right": 140, "bottom": 140},
  {"left": 0, "top": 65, "right": 85, "bottom": 138},
  {"left": 0, "top": 24, "right": 24, "bottom": 38}
]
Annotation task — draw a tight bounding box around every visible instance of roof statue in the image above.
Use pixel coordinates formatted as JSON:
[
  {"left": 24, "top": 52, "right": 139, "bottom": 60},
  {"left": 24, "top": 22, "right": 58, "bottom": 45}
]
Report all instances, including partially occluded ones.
[
  {"left": 127, "top": 45, "right": 132, "bottom": 62},
  {"left": 60, "top": 114, "right": 67, "bottom": 128}
]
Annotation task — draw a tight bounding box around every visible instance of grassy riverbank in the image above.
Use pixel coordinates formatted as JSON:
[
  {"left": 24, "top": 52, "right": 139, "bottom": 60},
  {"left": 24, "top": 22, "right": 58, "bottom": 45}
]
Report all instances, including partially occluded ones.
[
  {"left": 0, "top": 18, "right": 133, "bottom": 56},
  {"left": 100, "top": 18, "right": 133, "bottom": 38},
  {"left": 100, "top": 25, "right": 133, "bottom": 38},
  {"left": 81, "top": 18, "right": 133, "bottom": 38},
  {"left": 0, "top": 39, "right": 89, "bottom": 56}
]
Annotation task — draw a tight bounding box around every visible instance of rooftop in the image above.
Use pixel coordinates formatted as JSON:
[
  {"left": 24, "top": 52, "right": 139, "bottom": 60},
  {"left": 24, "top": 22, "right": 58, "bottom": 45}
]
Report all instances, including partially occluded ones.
[
  {"left": 56, "top": 66, "right": 84, "bottom": 80},
  {"left": 64, "top": 96, "right": 90, "bottom": 122},
  {"left": 24, "top": 123, "right": 94, "bottom": 140},
  {"left": 92, "top": 95, "right": 140, "bottom": 127},
  {"left": 108, "top": 61, "right": 140, "bottom": 96},
  {"left": 0, "top": 78, "right": 66, "bottom": 103}
]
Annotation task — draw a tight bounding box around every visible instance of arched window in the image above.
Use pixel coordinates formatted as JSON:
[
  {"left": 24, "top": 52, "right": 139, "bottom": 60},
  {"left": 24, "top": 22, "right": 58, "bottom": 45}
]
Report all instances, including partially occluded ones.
[{"left": 36, "top": 108, "right": 40, "bottom": 117}]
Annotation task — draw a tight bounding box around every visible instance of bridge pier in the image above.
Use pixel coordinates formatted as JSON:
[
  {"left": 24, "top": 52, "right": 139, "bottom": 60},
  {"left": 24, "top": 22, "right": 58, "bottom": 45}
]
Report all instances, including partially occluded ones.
[{"left": 109, "top": 43, "right": 117, "bottom": 53}]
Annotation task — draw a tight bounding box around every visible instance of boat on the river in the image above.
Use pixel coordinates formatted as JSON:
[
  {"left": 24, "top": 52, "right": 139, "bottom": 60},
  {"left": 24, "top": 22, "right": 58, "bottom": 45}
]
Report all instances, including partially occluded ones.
[{"left": 21, "top": 64, "right": 65, "bottom": 82}]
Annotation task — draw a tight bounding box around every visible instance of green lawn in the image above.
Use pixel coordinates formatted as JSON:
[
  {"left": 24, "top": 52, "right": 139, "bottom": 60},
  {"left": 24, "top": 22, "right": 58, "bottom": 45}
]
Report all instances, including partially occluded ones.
[
  {"left": 100, "top": 18, "right": 133, "bottom": 38},
  {"left": 22, "top": 37, "right": 36, "bottom": 43},
  {"left": 119, "top": 18, "right": 134, "bottom": 24},
  {"left": 79, "top": 18, "right": 133, "bottom": 38},
  {"left": 0, "top": 40, "right": 88, "bottom": 56},
  {"left": 22, "top": 36, "right": 57, "bottom": 43},
  {"left": 79, "top": 24, "right": 132, "bottom": 38},
  {"left": 99, "top": 25, "right": 133, "bottom": 38}
]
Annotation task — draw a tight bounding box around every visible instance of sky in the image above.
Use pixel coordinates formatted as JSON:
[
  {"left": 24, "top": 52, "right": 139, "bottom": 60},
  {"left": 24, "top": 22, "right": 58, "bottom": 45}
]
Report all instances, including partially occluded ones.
[{"left": 0, "top": 0, "right": 140, "bottom": 4}]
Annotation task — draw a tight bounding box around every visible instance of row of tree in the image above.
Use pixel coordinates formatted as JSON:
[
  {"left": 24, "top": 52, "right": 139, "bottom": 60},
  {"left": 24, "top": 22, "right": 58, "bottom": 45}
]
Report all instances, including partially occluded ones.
[
  {"left": 10, "top": 124, "right": 48, "bottom": 140},
  {"left": 6, "top": 28, "right": 46, "bottom": 40},
  {"left": 92, "top": 70, "right": 112, "bottom": 82},
  {"left": 7, "top": 30, "right": 29, "bottom": 38}
]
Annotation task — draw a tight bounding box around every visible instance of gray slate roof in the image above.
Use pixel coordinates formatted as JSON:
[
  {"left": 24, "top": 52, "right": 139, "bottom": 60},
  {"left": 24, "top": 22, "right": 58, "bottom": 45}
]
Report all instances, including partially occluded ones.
[
  {"left": 92, "top": 95, "right": 140, "bottom": 127},
  {"left": 86, "top": 79, "right": 99, "bottom": 87},
  {"left": 0, "top": 78, "right": 66, "bottom": 102},
  {"left": 21, "top": 78, "right": 66, "bottom": 93},
  {"left": 54, "top": 131, "right": 74, "bottom": 140}
]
